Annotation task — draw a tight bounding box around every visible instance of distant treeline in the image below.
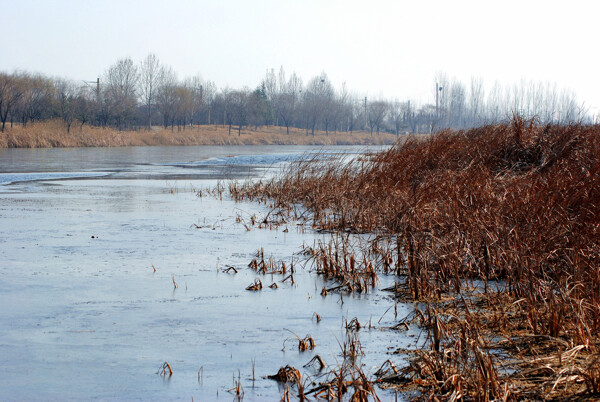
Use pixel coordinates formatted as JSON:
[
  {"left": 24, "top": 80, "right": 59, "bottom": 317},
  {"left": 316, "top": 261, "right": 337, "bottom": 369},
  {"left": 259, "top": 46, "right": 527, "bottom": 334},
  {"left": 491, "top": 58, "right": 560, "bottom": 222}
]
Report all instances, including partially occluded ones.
[{"left": 0, "top": 54, "right": 593, "bottom": 134}]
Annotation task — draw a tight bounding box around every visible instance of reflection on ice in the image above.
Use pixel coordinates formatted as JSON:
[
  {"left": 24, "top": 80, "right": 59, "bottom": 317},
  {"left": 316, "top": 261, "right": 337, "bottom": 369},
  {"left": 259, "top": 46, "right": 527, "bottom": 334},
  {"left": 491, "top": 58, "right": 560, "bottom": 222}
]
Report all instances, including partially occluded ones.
[
  {"left": 164, "top": 149, "right": 360, "bottom": 168},
  {"left": 0, "top": 171, "right": 107, "bottom": 186}
]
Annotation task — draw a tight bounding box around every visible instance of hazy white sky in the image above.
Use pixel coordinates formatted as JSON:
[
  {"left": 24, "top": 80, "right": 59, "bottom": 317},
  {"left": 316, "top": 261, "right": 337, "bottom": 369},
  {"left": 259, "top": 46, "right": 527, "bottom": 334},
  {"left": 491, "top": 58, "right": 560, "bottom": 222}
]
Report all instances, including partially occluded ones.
[{"left": 1, "top": 0, "right": 598, "bottom": 112}]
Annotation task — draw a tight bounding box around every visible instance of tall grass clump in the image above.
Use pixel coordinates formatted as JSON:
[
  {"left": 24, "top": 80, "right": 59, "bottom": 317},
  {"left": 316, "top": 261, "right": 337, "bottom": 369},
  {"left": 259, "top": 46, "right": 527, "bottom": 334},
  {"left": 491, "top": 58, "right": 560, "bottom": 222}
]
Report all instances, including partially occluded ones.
[{"left": 233, "top": 117, "right": 600, "bottom": 398}]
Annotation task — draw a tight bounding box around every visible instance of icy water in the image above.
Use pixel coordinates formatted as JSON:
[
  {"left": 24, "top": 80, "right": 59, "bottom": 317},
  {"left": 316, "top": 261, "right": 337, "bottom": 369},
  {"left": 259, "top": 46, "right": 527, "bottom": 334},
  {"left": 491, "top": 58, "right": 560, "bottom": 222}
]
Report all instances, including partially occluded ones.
[{"left": 0, "top": 146, "right": 420, "bottom": 401}]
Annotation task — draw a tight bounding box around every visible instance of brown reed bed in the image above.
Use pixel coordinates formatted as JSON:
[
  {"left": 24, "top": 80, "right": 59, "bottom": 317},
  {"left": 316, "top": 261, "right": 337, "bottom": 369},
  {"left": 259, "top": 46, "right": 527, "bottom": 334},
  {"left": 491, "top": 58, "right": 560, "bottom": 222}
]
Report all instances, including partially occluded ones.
[
  {"left": 231, "top": 117, "right": 600, "bottom": 399},
  {"left": 0, "top": 119, "right": 400, "bottom": 148}
]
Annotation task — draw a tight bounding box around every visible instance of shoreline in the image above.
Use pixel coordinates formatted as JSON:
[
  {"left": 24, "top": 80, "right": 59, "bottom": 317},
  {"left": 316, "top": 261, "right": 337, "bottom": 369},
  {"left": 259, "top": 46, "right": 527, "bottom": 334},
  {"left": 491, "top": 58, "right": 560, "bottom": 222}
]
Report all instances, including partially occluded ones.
[{"left": 0, "top": 120, "right": 405, "bottom": 149}]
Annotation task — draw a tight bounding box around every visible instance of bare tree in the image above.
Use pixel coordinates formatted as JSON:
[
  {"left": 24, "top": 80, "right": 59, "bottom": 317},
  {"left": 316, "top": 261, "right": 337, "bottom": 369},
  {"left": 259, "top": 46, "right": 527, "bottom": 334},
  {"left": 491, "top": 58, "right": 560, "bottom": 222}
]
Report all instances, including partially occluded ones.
[
  {"left": 183, "top": 75, "right": 204, "bottom": 127},
  {"left": 202, "top": 81, "right": 216, "bottom": 124},
  {"left": 303, "top": 73, "right": 334, "bottom": 135},
  {"left": 103, "top": 57, "right": 138, "bottom": 129},
  {"left": 417, "top": 104, "right": 436, "bottom": 133},
  {"left": 0, "top": 73, "right": 24, "bottom": 131},
  {"left": 486, "top": 81, "right": 503, "bottom": 123},
  {"left": 173, "top": 85, "right": 193, "bottom": 129},
  {"left": 336, "top": 82, "right": 353, "bottom": 133},
  {"left": 347, "top": 96, "right": 362, "bottom": 134},
  {"left": 449, "top": 80, "right": 466, "bottom": 128},
  {"left": 388, "top": 99, "right": 408, "bottom": 135},
  {"left": 275, "top": 71, "right": 302, "bottom": 134},
  {"left": 54, "top": 78, "right": 77, "bottom": 133},
  {"left": 406, "top": 100, "right": 418, "bottom": 134},
  {"left": 229, "top": 89, "right": 250, "bottom": 136},
  {"left": 433, "top": 71, "right": 449, "bottom": 128},
  {"left": 74, "top": 85, "right": 96, "bottom": 129},
  {"left": 155, "top": 66, "right": 178, "bottom": 129},
  {"left": 262, "top": 66, "right": 292, "bottom": 129},
  {"left": 557, "top": 88, "right": 580, "bottom": 124},
  {"left": 368, "top": 100, "right": 388, "bottom": 135},
  {"left": 248, "top": 85, "right": 272, "bottom": 129},
  {"left": 468, "top": 76, "right": 484, "bottom": 126},
  {"left": 139, "top": 53, "right": 161, "bottom": 128},
  {"left": 541, "top": 82, "right": 558, "bottom": 123},
  {"left": 14, "top": 73, "right": 54, "bottom": 126},
  {"left": 319, "top": 75, "right": 335, "bottom": 135},
  {"left": 301, "top": 78, "right": 319, "bottom": 136},
  {"left": 262, "top": 68, "right": 278, "bottom": 104}
]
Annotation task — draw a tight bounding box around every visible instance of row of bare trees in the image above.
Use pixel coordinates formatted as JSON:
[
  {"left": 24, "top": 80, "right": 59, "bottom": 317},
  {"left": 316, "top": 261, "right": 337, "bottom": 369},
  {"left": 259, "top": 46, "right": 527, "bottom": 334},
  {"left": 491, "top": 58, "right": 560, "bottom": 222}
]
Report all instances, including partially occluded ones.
[
  {"left": 431, "top": 72, "right": 589, "bottom": 131},
  {"left": 0, "top": 56, "right": 593, "bottom": 134}
]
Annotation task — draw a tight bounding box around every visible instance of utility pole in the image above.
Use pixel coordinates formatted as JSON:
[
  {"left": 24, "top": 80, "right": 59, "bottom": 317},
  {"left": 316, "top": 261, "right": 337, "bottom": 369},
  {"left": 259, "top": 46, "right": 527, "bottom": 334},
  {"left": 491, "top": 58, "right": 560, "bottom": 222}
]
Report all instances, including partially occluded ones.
[
  {"left": 435, "top": 83, "right": 443, "bottom": 132},
  {"left": 435, "top": 82, "right": 439, "bottom": 123},
  {"left": 82, "top": 78, "right": 100, "bottom": 99}
]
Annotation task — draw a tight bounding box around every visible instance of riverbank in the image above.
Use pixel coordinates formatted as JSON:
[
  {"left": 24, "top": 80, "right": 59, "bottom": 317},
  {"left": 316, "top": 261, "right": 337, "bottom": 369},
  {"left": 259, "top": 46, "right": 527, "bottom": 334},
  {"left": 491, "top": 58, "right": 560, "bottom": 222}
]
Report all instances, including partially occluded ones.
[
  {"left": 232, "top": 118, "right": 600, "bottom": 399},
  {"left": 0, "top": 120, "right": 401, "bottom": 148}
]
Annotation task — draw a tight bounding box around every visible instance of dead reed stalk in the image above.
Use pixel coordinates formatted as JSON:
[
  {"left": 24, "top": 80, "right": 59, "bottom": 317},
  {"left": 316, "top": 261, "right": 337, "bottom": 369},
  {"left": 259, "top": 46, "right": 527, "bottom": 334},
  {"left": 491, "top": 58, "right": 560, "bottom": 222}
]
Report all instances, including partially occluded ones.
[
  {"left": 158, "top": 362, "right": 173, "bottom": 377},
  {"left": 245, "top": 278, "right": 263, "bottom": 291}
]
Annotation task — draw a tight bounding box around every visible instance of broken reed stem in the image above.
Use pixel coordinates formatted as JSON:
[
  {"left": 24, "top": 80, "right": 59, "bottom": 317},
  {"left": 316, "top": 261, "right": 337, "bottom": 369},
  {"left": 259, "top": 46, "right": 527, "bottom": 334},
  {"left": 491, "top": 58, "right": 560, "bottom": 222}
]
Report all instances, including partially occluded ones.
[
  {"left": 267, "top": 365, "right": 301, "bottom": 383},
  {"left": 245, "top": 278, "right": 263, "bottom": 291},
  {"left": 159, "top": 362, "right": 173, "bottom": 377},
  {"left": 304, "top": 354, "right": 326, "bottom": 370}
]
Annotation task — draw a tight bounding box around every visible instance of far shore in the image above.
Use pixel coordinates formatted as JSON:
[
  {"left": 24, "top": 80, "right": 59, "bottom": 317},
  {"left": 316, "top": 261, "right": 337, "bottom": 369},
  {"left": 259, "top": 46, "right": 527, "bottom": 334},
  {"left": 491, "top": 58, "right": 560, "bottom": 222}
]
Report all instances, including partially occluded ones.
[{"left": 0, "top": 120, "right": 408, "bottom": 148}]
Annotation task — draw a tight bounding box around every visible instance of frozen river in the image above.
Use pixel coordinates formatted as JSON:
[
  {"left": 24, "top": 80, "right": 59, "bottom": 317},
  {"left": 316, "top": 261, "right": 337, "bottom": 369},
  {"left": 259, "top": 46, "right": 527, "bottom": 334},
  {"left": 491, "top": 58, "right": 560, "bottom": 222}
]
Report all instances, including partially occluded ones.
[{"left": 0, "top": 145, "right": 417, "bottom": 401}]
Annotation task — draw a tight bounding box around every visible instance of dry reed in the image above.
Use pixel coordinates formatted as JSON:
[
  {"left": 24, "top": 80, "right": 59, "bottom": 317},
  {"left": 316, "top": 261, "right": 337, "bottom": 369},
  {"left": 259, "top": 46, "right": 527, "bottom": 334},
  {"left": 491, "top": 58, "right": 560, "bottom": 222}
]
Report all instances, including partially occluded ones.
[
  {"left": 232, "top": 117, "right": 600, "bottom": 399},
  {"left": 282, "top": 329, "right": 316, "bottom": 352},
  {"left": 0, "top": 119, "right": 400, "bottom": 148}
]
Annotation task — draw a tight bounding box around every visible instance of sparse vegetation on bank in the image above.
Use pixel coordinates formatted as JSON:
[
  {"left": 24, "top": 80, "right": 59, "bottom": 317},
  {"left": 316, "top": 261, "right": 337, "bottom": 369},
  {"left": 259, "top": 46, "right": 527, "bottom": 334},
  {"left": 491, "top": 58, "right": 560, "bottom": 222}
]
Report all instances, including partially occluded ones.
[
  {"left": 0, "top": 120, "right": 399, "bottom": 148},
  {"left": 231, "top": 118, "right": 600, "bottom": 399}
]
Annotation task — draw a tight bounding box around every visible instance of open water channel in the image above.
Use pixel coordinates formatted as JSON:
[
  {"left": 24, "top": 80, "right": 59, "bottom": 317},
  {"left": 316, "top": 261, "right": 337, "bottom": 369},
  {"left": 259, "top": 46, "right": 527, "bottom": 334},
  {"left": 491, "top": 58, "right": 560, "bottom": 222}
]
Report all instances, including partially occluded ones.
[{"left": 0, "top": 145, "right": 421, "bottom": 401}]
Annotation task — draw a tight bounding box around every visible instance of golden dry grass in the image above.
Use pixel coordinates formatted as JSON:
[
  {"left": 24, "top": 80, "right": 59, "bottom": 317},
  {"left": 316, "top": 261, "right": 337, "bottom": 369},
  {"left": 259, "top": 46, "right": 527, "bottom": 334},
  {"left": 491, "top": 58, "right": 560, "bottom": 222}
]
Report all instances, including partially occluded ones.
[{"left": 0, "top": 120, "right": 401, "bottom": 148}]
